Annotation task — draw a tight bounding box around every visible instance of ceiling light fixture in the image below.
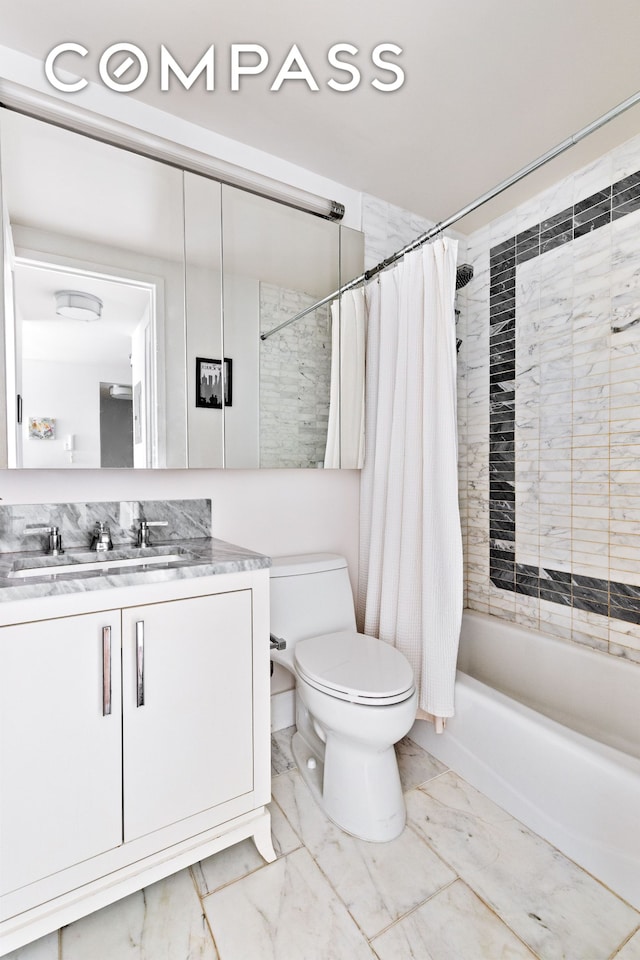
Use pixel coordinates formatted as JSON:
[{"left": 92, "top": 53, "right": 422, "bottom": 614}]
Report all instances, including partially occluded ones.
[{"left": 55, "top": 290, "right": 103, "bottom": 321}]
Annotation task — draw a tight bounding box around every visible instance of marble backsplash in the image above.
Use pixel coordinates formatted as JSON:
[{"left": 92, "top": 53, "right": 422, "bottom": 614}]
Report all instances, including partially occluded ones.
[{"left": 0, "top": 499, "right": 211, "bottom": 554}]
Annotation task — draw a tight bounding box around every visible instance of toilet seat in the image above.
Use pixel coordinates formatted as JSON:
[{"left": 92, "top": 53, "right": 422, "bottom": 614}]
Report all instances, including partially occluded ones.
[{"left": 294, "top": 630, "right": 415, "bottom": 705}]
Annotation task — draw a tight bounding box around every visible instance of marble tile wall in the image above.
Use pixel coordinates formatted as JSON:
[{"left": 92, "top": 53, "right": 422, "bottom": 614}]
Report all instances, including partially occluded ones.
[
  {"left": 0, "top": 499, "right": 212, "bottom": 553},
  {"left": 361, "top": 195, "right": 439, "bottom": 270},
  {"left": 259, "top": 282, "right": 331, "bottom": 468},
  {"left": 459, "top": 132, "right": 640, "bottom": 664}
]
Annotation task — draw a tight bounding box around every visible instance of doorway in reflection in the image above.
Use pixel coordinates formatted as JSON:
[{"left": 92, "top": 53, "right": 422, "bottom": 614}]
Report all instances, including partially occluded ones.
[
  {"left": 99, "top": 383, "right": 133, "bottom": 468},
  {"left": 8, "top": 259, "right": 157, "bottom": 468}
]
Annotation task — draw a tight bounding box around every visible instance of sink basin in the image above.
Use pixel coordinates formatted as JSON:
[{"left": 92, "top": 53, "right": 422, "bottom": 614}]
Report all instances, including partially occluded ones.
[{"left": 5, "top": 546, "right": 195, "bottom": 579}]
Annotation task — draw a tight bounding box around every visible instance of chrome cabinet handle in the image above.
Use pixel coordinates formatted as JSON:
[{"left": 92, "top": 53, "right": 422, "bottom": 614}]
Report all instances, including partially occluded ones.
[
  {"left": 136, "top": 620, "right": 145, "bottom": 707},
  {"left": 102, "top": 626, "right": 112, "bottom": 716}
]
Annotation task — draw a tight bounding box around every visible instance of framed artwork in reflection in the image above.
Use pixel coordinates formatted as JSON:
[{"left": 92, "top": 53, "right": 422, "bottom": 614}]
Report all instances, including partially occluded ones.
[{"left": 195, "top": 357, "right": 233, "bottom": 409}]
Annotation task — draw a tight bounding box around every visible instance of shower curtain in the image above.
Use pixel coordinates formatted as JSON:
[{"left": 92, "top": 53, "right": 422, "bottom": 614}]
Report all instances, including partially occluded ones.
[{"left": 357, "top": 237, "right": 463, "bottom": 720}]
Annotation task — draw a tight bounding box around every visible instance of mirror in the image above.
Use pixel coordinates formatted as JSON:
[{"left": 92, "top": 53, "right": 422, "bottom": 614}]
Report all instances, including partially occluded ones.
[
  {"left": 215, "top": 184, "right": 364, "bottom": 468},
  {"left": 184, "top": 174, "right": 224, "bottom": 468},
  {"left": 0, "top": 109, "right": 365, "bottom": 469},
  {"left": 0, "top": 108, "right": 189, "bottom": 468}
]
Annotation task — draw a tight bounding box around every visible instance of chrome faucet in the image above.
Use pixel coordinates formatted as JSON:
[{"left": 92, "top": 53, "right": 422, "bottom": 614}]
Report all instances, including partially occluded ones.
[
  {"left": 136, "top": 520, "right": 168, "bottom": 548},
  {"left": 90, "top": 521, "right": 113, "bottom": 553},
  {"left": 24, "top": 524, "right": 64, "bottom": 556}
]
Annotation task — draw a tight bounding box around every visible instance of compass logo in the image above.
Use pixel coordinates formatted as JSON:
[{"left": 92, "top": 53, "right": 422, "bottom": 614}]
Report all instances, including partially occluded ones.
[{"left": 44, "top": 43, "right": 405, "bottom": 94}]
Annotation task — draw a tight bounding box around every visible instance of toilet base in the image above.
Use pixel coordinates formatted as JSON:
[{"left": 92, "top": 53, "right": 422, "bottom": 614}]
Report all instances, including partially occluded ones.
[
  {"left": 292, "top": 691, "right": 413, "bottom": 843},
  {"left": 291, "top": 730, "right": 325, "bottom": 804}
]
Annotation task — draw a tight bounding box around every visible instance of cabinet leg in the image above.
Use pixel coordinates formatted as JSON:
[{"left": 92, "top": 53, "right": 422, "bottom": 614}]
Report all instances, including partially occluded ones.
[{"left": 252, "top": 810, "right": 277, "bottom": 863}]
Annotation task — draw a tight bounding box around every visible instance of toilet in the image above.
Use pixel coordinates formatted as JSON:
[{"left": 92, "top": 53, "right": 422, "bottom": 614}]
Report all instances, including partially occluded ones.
[{"left": 270, "top": 553, "right": 417, "bottom": 842}]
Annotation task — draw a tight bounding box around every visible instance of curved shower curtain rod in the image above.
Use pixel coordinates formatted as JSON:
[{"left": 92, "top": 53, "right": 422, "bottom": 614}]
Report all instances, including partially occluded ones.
[{"left": 261, "top": 88, "right": 640, "bottom": 341}]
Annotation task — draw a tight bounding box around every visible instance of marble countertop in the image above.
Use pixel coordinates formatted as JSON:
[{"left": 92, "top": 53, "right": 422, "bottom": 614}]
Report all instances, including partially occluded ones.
[{"left": 0, "top": 537, "right": 271, "bottom": 603}]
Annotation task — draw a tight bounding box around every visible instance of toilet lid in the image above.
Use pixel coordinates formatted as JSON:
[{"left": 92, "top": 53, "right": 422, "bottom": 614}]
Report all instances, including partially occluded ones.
[{"left": 294, "top": 630, "right": 415, "bottom": 705}]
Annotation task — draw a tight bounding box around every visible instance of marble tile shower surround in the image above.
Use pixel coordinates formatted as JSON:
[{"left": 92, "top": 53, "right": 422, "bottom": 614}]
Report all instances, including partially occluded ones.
[
  {"left": 0, "top": 499, "right": 211, "bottom": 554},
  {"left": 458, "top": 131, "right": 640, "bottom": 663},
  {"left": 259, "top": 282, "right": 331, "bottom": 468}
]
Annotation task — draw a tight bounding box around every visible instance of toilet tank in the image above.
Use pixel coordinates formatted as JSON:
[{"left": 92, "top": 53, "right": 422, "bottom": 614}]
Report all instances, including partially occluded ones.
[{"left": 270, "top": 553, "right": 357, "bottom": 646}]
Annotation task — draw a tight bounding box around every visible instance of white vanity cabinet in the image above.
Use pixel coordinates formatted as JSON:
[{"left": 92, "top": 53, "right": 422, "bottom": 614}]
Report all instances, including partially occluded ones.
[
  {"left": 0, "top": 569, "right": 274, "bottom": 956},
  {"left": 121, "top": 590, "right": 254, "bottom": 840},
  {"left": 0, "top": 611, "right": 123, "bottom": 894}
]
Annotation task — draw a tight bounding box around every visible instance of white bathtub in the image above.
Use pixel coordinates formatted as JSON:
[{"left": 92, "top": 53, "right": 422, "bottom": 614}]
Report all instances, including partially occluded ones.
[{"left": 411, "top": 611, "right": 640, "bottom": 910}]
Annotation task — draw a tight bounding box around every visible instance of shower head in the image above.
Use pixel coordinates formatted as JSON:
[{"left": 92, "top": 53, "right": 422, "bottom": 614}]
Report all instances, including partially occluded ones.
[{"left": 455, "top": 263, "right": 474, "bottom": 290}]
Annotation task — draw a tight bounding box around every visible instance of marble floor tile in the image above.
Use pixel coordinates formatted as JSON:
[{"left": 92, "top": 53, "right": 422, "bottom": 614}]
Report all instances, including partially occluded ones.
[
  {"left": 395, "top": 735, "right": 448, "bottom": 791},
  {"left": 271, "top": 724, "right": 296, "bottom": 776},
  {"left": 9, "top": 739, "right": 639, "bottom": 960},
  {"left": 192, "top": 802, "right": 301, "bottom": 896},
  {"left": 407, "top": 773, "right": 640, "bottom": 960},
  {"left": 4, "top": 933, "right": 58, "bottom": 960},
  {"left": 61, "top": 868, "right": 217, "bottom": 960},
  {"left": 370, "top": 879, "right": 537, "bottom": 960},
  {"left": 202, "top": 846, "right": 374, "bottom": 960},
  {"left": 616, "top": 930, "right": 640, "bottom": 960},
  {"left": 272, "top": 769, "right": 455, "bottom": 939}
]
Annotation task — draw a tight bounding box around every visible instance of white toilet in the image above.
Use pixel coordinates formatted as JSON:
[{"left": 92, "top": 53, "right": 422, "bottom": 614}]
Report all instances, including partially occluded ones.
[{"left": 270, "top": 553, "right": 417, "bottom": 842}]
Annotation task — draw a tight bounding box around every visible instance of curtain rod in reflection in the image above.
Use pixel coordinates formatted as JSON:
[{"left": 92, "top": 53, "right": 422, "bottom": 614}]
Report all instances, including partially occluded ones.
[{"left": 260, "top": 87, "right": 640, "bottom": 341}]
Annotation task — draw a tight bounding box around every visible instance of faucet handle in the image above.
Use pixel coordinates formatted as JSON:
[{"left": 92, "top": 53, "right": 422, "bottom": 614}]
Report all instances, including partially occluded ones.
[
  {"left": 24, "top": 524, "right": 64, "bottom": 556},
  {"left": 91, "top": 521, "right": 113, "bottom": 553},
  {"left": 136, "top": 520, "right": 168, "bottom": 547}
]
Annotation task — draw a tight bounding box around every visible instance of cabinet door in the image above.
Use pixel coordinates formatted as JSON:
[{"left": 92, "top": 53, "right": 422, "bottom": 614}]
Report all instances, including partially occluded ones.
[
  {"left": 0, "top": 612, "right": 122, "bottom": 895},
  {"left": 122, "top": 590, "right": 254, "bottom": 841}
]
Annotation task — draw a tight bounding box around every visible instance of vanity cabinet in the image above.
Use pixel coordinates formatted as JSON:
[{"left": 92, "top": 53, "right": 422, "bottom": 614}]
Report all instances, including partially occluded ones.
[
  {"left": 122, "top": 591, "right": 253, "bottom": 840},
  {"left": 0, "top": 611, "right": 123, "bottom": 895},
  {"left": 0, "top": 570, "right": 274, "bottom": 956}
]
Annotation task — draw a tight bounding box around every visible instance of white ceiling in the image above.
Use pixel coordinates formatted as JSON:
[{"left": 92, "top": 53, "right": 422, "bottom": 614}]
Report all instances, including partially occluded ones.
[{"left": 1, "top": 0, "right": 640, "bottom": 232}]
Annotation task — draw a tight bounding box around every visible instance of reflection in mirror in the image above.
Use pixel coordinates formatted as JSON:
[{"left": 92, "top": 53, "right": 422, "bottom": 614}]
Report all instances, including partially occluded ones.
[
  {"left": 14, "top": 262, "right": 154, "bottom": 468},
  {"left": 220, "top": 186, "right": 364, "bottom": 468},
  {"left": 99, "top": 382, "right": 133, "bottom": 468},
  {"left": 327, "top": 225, "right": 367, "bottom": 469},
  {"left": 0, "top": 109, "right": 187, "bottom": 468},
  {"left": 184, "top": 174, "right": 223, "bottom": 468}
]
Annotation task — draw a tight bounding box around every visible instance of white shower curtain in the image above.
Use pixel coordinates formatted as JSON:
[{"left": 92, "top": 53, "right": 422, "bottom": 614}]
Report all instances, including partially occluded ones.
[
  {"left": 324, "top": 289, "right": 366, "bottom": 469},
  {"left": 357, "top": 237, "right": 463, "bottom": 719}
]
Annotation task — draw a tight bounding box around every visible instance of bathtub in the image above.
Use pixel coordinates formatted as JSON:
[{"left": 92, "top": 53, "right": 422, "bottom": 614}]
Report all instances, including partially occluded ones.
[{"left": 411, "top": 611, "right": 640, "bottom": 911}]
